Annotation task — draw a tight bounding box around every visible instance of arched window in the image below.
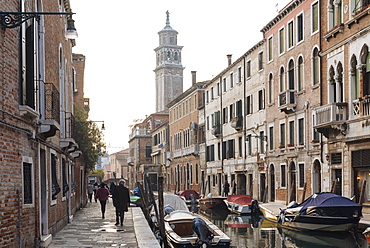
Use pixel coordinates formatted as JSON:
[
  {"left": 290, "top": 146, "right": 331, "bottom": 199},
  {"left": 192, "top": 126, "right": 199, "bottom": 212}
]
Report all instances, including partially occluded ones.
[
  {"left": 279, "top": 66, "right": 285, "bottom": 92},
  {"left": 360, "top": 45, "right": 370, "bottom": 96},
  {"left": 268, "top": 73, "right": 274, "bottom": 104},
  {"left": 298, "top": 56, "right": 304, "bottom": 91},
  {"left": 329, "top": 65, "right": 336, "bottom": 103},
  {"left": 174, "top": 52, "right": 179, "bottom": 61},
  {"left": 313, "top": 48, "right": 320, "bottom": 85},
  {"left": 337, "top": 62, "right": 344, "bottom": 102},
  {"left": 288, "top": 59, "right": 295, "bottom": 90}
]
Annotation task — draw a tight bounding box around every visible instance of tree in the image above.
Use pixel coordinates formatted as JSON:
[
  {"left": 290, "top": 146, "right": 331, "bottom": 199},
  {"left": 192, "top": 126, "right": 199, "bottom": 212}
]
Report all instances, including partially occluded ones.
[
  {"left": 73, "top": 103, "right": 106, "bottom": 171},
  {"left": 89, "top": 169, "right": 105, "bottom": 181}
]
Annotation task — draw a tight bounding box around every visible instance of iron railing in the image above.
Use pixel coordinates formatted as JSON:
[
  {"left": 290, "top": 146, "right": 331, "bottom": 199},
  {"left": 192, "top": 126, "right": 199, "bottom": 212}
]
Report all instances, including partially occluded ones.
[{"left": 45, "top": 83, "right": 60, "bottom": 123}]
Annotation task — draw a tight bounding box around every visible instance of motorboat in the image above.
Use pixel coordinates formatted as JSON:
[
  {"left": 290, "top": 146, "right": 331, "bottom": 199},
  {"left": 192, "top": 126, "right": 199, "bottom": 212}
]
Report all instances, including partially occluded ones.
[
  {"left": 151, "top": 194, "right": 189, "bottom": 223},
  {"left": 259, "top": 202, "right": 286, "bottom": 222},
  {"left": 164, "top": 210, "right": 231, "bottom": 248},
  {"left": 178, "top": 190, "right": 201, "bottom": 206},
  {"left": 199, "top": 194, "right": 227, "bottom": 210},
  {"left": 223, "top": 195, "right": 259, "bottom": 215},
  {"left": 279, "top": 193, "right": 362, "bottom": 232}
]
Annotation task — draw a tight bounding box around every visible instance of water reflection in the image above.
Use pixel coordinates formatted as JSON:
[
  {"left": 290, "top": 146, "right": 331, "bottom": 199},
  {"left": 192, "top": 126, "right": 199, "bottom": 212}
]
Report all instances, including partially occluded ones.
[{"left": 199, "top": 210, "right": 369, "bottom": 248}]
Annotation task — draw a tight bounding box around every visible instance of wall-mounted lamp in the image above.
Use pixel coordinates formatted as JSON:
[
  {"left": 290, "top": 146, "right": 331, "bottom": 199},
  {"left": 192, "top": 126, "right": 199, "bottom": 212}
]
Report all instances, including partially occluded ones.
[
  {"left": 325, "top": 153, "right": 330, "bottom": 161},
  {"left": 0, "top": 12, "right": 77, "bottom": 39},
  {"left": 75, "top": 120, "right": 105, "bottom": 130}
]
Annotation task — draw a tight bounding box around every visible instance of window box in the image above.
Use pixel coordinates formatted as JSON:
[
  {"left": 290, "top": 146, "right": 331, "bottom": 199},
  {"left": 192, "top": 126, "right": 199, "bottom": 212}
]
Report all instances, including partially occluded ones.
[
  {"left": 311, "top": 139, "right": 319, "bottom": 143},
  {"left": 299, "top": 142, "right": 304, "bottom": 146},
  {"left": 279, "top": 145, "right": 285, "bottom": 149}
]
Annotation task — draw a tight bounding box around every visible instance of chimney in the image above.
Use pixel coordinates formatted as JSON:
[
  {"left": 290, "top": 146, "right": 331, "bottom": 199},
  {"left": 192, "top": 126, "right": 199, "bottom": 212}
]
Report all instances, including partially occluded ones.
[
  {"left": 227, "top": 54, "right": 232, "bottom": 66},
  {"left": 191, "top": 71, "right": 197, "bottom": 85}
]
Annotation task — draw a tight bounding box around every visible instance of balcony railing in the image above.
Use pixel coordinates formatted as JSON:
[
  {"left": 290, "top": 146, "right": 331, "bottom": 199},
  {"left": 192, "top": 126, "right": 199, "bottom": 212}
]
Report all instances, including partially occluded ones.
[
  {"left": 314, "top": 102, "right": 348, "bottom": 137},
  {"left": 129, "top": 128, "right": 151, "bottom": 140},
  {"left": 45, "top": 83, "right": 60, "bottom": 123},
  {"left": 353, "top": 0, "right": 370, "bottom": 14},
  {"left": 211, "top": 124, "right": 221, "bottom": 138},
  {"left": 278, "top": 89, "right": 296, "bottom": 113},
  {"left": 353, "top": 97, "right": 370, "bottom": 116}
]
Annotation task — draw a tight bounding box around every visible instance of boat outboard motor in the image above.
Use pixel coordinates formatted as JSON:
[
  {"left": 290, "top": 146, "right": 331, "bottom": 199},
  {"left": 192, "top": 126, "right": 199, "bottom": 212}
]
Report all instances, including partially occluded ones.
[
  {"left": 251, "top": 199, "right": 259, "bottom": 214},
  {"left": 192, "top": 218, "right": 213, "bottom": 247}
]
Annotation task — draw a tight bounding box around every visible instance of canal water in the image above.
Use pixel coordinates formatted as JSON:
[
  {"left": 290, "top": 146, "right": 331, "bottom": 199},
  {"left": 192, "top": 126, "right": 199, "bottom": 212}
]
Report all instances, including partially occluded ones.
[{"left": 197, "top": 208, "right": 369, "bottom": 248}]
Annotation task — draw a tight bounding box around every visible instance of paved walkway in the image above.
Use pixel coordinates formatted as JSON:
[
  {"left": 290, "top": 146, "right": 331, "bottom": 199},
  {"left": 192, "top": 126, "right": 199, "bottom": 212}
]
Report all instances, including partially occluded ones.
[{"left": 50, "top": 200, "right": 160, "bottom": 248}]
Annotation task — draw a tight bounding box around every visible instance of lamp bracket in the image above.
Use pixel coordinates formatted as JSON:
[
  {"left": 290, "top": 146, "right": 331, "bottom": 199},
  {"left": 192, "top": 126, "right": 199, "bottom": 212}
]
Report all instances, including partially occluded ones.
[{"left": 0, "top": 12, "right": 73, "bottom": 30}]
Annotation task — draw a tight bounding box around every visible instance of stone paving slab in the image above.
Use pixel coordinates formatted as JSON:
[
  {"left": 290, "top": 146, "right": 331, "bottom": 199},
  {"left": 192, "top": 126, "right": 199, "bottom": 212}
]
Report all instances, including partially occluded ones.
[{"left": 50, "top": 199, "right": 160, "bottom": 248}]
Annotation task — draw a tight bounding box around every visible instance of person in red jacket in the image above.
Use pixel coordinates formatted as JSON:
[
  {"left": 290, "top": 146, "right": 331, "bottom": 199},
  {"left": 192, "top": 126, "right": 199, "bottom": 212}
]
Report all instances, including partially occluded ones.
[{"left": 95, "top": 183, "right": 110, "bottom": 219}]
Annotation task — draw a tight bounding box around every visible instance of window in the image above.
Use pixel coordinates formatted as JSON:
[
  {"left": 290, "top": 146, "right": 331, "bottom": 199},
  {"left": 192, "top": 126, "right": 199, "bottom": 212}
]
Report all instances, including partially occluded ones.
[
  {"left": 288, "top": 21, "right": 294, "bottom": 48},
  {"left": 258, "top": 89, "right": 265, "bottom": 110},
  {"left": 247, "top": 60, "right": 251, "bottom": 78},
  {"left": 206, "top": 91, "right": 209, "bottom": 103},
  {"left": 23, "top": 162, "right": 33, "bottom": 204},
  {"left": 223, "top": 78, "right": 227, "bottom": 92},
  {"left": 279, "top": 27, "right": 285, "bottom": 54},
  {"left": 22, "top": 24, "right": 35, "bottom": 108},
  {"left": 299, "top": 164, "right": 305, "bottom": 187},
  {"left": 236, "top": 100, "right": 243, "bottom": 116},
  {"left": 297, "top": 13, "right": 304, "bottom": 43},
  {"left": 51, "top": 153, "right": 61, "bottom": 200},
  {"left": 260, "top": 131, "right": 265, "bottom": 153},
  {"left": 289, "top": 121, "right": 295, "bottom": 145},
  {"left": 230, "top": 73, "right": 234, "bottom": 88},
  {"left": 288, "top": 60, "right": 295, "bottom": 90},
  {"left": 62, "top": 159, "right": 69, "bottom": 198},
  {"left": 313, "top": 48, "right": 320, "bottom": 85},
  {"left": 222, "top": 141, "right": 227, "bottom": 160},
  {"left": 227, "top": 139, "right": 235, "bottom": 159},
  {"left": 246, "top": 95, "right": 252, "bottom": 115},
  {"left": 206, "top": 116, "right": 210, "bottom": 130},
  {"left": 298, "top": 118, "right": 304, "bottom": 145},
  {"left": 268, "top": 73, "right": 273, "bottom": 104},
  {"left": 269, "top": 126, "right": 274, "bottom": 150},
  {"left": 279, "top": 66, "right": 285, "bottom": 92},
  {"left": 238, "top": 67, "right": 242, "bottom": 84},
  {"left": 229, "top": 103, "right": 234, "bottom": 121},
  {"left": 238, "top": 136, "right": 243, "bottom": 157},
  {"left": 298, "top": 56, "right": 304, "bottom": 91},
  {"left": 281, "top": 164, "right": 286, "bottom": 187},
  {"left": 247, "top": 134, "right": 252, "bottom": 155},
  {"left": 312, "top": 2, "right": 319, "bottom": 33},
  {"left": 280, "top": 123, "right": 286, "bottom": 148},
  {"left": 210, "top": 87, "right": 214, "bottom": 100},
  {"left": 312, "top": 115, "right": 319, "bottom": 141},
  {"left": 268, "top": 36, "right": 273, "bottom": 61},
  {"left": 328, "top": 0, "right": 342, "bottom": 29},
  {"left": 222, "top": 107, "right": 228, "bottom": 124},
  {"left": 258, "top": 51, "right": 264, "bottom": 71}
]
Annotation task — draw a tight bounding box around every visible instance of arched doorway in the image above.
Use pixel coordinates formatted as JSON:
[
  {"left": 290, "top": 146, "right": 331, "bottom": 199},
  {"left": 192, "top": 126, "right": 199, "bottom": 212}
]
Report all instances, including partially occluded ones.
[
  {"left": 270, "top": 164, "right": 275, "bottom": 202},
  {"left": 312, "top": 160, "right": 321, "bottom": 194},
  {"left": 289, "top": 162, "right": 297, "bottom": 202}
]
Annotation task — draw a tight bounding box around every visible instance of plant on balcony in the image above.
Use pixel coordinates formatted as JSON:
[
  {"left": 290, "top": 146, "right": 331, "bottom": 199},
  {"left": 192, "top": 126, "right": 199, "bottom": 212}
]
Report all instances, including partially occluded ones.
[
  {"left": 287, "top": 143, "right": 295, "bottom": 147},
  {"left": 311, "top": 139, "right": 319, "bottom": 143},
  {"left": 279, "top": 145, "right": 285, "bottom": 149},
  {"left": 299, "top": 142, "right": 304, "bottom": 146}
]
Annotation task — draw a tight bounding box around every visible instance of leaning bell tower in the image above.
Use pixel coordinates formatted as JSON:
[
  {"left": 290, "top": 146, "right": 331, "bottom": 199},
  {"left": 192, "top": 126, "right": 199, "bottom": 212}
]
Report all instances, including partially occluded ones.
[{"left": 154, "top": 11, "right": 184, "bottom": 112}]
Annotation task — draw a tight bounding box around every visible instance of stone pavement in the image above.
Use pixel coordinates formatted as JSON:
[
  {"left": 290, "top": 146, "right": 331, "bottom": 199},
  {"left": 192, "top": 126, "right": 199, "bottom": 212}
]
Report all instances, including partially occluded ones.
[{"left": 50, "top": 199, "right": 160, "bottom": 248}]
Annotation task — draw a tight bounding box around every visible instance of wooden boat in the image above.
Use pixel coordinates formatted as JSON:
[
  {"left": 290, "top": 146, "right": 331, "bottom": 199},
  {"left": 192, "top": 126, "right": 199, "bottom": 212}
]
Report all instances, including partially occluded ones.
[
  {"left": 164, "top": 210, "right": 231, "bottom": 248},
  {"left": 178, "top": 190, "right": 201, "bottom": 206},
  {"left": 259, "top": 203, "right": 286, "bottom": 222},
  {"left": 199, "top": 196, "right": 227, "bottom": 210},
  {"left": 279, "top": 193, "right": 362, "bottom": 232},
  {"left": 223, "top": 195, "right": 259, "bottom": 214}
]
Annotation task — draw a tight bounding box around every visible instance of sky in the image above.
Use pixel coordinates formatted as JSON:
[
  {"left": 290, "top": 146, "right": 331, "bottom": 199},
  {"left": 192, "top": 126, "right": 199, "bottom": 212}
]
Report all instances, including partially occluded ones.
[{"left": 71, "top": 0, "right": 292, "bottom": 154}]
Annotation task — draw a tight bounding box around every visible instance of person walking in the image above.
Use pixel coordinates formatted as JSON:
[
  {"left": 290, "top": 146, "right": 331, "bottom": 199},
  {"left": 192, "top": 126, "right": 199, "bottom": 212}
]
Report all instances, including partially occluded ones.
[
  {"left": 113, "top": 179, "right": 130, "bottom": 226},
  {"left": 95, "top": 183, "right": 110, "bottom": 219},
  {"left": 87, "top": 183, "right": 94, "bottom": 203},
  {"left": 93, "top": 182, "right": 99, "bottom": 202},
  {"left": 223, "top": 180, "right": 230, "bottom": 197}
]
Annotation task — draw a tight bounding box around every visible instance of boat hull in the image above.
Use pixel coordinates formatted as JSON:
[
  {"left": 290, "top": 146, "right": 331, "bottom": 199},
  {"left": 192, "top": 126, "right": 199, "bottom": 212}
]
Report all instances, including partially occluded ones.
[
  {"left": 199, "top": 197, "right": 227, "bottom": 210},
  {"left": 259, "top": 203, "right": 286, "bottom": 222},
  {"left": 281, "top": 215, "right": 360, "bottom": 232}
]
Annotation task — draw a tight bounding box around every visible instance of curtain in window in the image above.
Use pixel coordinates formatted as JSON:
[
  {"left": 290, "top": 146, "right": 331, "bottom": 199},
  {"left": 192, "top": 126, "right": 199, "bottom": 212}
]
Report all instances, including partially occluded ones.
[{"left": 51, "top": 154, "right": 61, "bottom": 200}]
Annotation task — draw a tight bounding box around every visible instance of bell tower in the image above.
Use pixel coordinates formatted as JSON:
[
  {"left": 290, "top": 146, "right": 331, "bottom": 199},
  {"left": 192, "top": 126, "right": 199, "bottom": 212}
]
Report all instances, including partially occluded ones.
[{"left": 154, "top": 11, "right": 184, "bottom": 112}]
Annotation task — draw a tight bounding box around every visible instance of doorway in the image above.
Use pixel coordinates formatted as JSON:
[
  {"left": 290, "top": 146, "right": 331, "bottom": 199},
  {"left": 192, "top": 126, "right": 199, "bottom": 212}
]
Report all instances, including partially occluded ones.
[
  {"left": 312, "top": 160, "right": 321, "bottom": 194},
  {"left": 289, "top": 162, "right": 297, "bottom": 203},
  {"left": 269, "top": 164, "right": 275, "bottom": 202}
]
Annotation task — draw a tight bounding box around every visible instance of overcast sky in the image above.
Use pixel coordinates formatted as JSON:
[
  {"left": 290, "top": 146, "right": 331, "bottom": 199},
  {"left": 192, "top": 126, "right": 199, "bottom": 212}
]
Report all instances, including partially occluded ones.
[{"left": 71, "top": 0, "right": 292, "bottom": 154}]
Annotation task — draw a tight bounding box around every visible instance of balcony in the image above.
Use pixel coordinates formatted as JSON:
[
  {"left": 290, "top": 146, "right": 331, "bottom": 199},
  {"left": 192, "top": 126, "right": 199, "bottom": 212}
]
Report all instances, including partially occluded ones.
[
  {"left": 353, "top": 97, "right": 370, "bottom": 117},
  {"left": 314, "top": 102, "right": 348, "bottom": 138},
  {"left": 278, "top": 90, "right": 296, "bottom": 114},
  {"left": 61, "top": 112, "right": 78, "bottom": 151},
  {"left": 38, "top": 83, "right": 60, "bottom": 138},
  {"left": 230, "top": 115, "right": 243, "bottom": 131},
  {"left": 211, "top": 124, "right": 221, "bottom": 138},
  {"left": 129, "top": 128, "right": 151, "bottom": 140}
]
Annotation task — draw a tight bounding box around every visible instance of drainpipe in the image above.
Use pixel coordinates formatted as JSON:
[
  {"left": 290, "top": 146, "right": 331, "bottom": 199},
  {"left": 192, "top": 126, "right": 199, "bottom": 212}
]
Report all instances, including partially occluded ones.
[{"left": 17, "top": 189, "right": 22, "bottom": 248}]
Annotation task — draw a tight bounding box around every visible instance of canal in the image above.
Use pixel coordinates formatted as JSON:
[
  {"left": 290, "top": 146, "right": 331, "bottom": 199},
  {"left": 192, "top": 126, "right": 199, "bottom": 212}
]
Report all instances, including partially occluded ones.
[{"left": 197, "top": 208, "right": 369, "bottom": 248}]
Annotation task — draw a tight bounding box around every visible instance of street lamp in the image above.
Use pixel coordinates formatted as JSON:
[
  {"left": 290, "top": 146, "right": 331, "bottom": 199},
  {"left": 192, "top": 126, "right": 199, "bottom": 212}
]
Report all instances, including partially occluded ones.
[
  {"left": 0, "top": 12, "right": 77, "bottom": 39},
  {"left": 75, "top": 120, "right": 105, "bottom": 130}
]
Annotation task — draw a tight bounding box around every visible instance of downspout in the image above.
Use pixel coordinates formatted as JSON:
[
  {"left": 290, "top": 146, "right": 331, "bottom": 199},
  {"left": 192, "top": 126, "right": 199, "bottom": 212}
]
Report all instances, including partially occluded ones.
[
  {"left": 220, "top": 75, "right": 224, "bottom": 173},
  {"left": 17, "top": 189, "right": 22, "bottom": 248}
]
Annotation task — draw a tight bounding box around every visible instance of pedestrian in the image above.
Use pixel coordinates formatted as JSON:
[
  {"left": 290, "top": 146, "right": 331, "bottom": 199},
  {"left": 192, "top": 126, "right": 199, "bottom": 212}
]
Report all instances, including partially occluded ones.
[
  {"left": 232, "top": 181, "right": 236, "bottom": 195},
  {"left": 93, "top": 182, "right": 99, "bottom": 202},
  {"left": 113, "top": 179, "right": 130, "bottom": 226},
  {"left": 95, "top": 183, "right": 110, "bottom": 219},
  {"left": 110, "top": 181, "right": 116, "bottom": 195},
  {"left": 87, "top": 183, "right": 94, "bottom": 203},
  {"left": 223, "top": 180, "right": 230, "bottom": 197}
]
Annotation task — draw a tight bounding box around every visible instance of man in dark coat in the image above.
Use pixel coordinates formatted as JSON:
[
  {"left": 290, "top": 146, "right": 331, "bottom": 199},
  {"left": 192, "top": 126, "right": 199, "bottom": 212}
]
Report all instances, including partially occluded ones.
[{"left": 113, "top": 179, "right": 130, "bottom": 226}]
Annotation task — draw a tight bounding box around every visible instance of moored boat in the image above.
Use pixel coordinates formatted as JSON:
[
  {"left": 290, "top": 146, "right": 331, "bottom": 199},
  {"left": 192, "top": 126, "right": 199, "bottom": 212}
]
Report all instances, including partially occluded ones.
[
  {"left": 178, "top": 190, "right": 201, "bottom": 206},
  {"left": 279, "top": 193, "right": 362, "bottom": 232},
  {"left": 164, "top": 210, "right": 231, "bottom": 248},
  {"left": 259, "top": 202, "right": 286, "bottom": 222},
  {"left": 223, "top": 194, "right": 259, "bottom": 215},
  {"left": 199, "top": 196, "right": 227, "bottom": 210}
]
